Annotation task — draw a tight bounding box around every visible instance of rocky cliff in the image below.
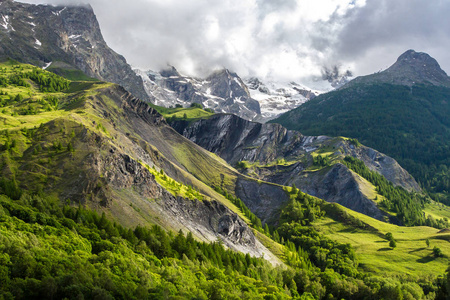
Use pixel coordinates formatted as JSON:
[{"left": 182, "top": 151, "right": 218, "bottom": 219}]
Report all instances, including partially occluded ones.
[
  {"left": 171, "top": 113, "right": 421, "bottom": 220},
  {"left": 0, "top": 0, "right": 149, "bottom": 101}
]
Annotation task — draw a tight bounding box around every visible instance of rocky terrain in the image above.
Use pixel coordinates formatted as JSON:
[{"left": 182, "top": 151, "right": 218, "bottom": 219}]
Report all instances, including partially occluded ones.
[
  {"left": 0, "top": 0, "right": 149, "bottom": 101},
  {"left": 170, "top": 113, "right": 420, "bottom": 220}
]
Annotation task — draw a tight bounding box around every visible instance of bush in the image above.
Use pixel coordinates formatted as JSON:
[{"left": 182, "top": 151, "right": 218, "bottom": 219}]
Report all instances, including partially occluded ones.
[{"left": 190, "top": 103, "right": 203, "bottom": 109}]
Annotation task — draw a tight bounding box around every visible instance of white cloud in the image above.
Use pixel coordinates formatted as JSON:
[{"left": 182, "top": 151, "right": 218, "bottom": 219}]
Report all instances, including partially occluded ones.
[{"left": 18, "top": 0, "right": 450, "bottom": 82}]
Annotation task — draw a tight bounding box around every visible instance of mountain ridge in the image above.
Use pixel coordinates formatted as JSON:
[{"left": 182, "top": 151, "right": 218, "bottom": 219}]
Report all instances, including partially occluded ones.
[
  {"left": 169, "top": 113, "right": 420, "bottom": 222},
  {"left": 0, "top": 0, "right": 149, "bottom": 101},
  {"left": 347, "top": 49, "right": 450, "bottom": 88},
  {"left": 273, "top": 50, "right": 450, "bottom": 205}
]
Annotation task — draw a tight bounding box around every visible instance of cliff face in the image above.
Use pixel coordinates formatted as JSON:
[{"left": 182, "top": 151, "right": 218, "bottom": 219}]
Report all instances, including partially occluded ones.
[
  {"left": 171, "top": 113, "right": 421, "bottom": 220},
  {"left": 0, "top": 0, "right": 149, "bottom": 101}
]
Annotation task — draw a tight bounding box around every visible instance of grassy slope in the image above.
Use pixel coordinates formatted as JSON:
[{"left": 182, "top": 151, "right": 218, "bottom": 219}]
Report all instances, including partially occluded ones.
[
  {"left": 0, "top": 61, "right": 293, "bottom": 257},
  {"left": 314, "top": 204, "right": 450, "bottom": 277},
  {"left": 0, "top": 61, "right": 248, "bottom": 220},
  {"left": 151, "top": 105, "right": 214, "bottom": 121}
]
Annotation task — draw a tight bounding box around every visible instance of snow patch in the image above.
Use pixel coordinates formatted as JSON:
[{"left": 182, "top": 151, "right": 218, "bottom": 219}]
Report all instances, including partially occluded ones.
[
  {"left": 52, "top": 7, "right": 67, "bottom": 16},
  {"left": 35, "top": 39, "right": 42, "bottom": 47},
  {"left": 1, "top": 15, "right": 13, "bottom": 31},
  {"left": 43, "top": 62, "right": 52, "bottom": 70}
]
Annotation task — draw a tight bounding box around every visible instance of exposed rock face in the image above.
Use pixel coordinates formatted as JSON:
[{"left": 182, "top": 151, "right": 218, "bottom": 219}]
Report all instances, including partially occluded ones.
[
  {"left": 136, "top": 67, "right": 262, "bottom": 120},
  {"left": 173, "top": 114, "right": 304, "bottom": 166},
  {"left": 94, "top": 149, "right": 260, "bottom": 255},
  {"left": 294, "top": 163, "right": 385, "bottom": 220},
  {"left": 348, "top": 50, "right": 450, "bottom": 88},
  {"left": 235, "top": 178, "right": 290, "bottom": 223},
  {"left": 0, "top": 0, "right": 149, "bottom": 101},
  {"left": 171, "top": 113, "right": 420, "bottom": 220},
  {"left": 337, "top": 141, "right": 421, "bottom": 192}
]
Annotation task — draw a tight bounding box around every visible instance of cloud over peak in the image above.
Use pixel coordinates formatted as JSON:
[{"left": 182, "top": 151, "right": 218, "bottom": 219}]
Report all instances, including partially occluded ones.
[{"left": 20, "top": 0, "right": 450, "bottom": 82}]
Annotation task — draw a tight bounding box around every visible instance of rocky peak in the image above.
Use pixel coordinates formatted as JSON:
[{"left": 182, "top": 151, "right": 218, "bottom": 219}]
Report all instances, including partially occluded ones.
[
  {"left": 160, "top": 66, "right": 181, "bottom": 78},
  {"left": 206, "top": 69, "right": 252, "bottom": 100},
  {"left": 383, "top": 50, "right": 450, "bottom": 86},
  {"left": 0, "top": 1, "right": 149, "bottom": 101},
  {"left": 347, "top": 50, "right": 450, "bottom": 88},
  {"left": 137, "top": 67, "right": 262, "bottom": 120}
]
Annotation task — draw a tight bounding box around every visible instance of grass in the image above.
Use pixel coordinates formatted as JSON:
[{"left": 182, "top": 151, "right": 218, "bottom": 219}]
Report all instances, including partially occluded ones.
[
  {"left": 424, "top": 201, "right": 450, "bottom": 220},
  {"left": 151, "top": 105, "right": 214, "bottom": 121},
  {"left": 313, "top": 204, "right": 450, "bottom": 277}
]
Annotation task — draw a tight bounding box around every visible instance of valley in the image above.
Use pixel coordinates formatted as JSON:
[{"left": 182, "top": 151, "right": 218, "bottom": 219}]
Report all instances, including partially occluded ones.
[{"left": 0, "top": 1, "right": 449, "bottom": 299}]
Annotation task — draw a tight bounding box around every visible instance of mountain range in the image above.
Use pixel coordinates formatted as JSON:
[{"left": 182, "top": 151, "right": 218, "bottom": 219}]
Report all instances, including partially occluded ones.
[
  {"left": 135, "top": 66, "right": 320, "bottom": 122},
  {"left": 1, "top": 1, "right": 450, "bottom": 299},
  {"left": 273, "top": 49, "right": 450, "bottom": 205}
]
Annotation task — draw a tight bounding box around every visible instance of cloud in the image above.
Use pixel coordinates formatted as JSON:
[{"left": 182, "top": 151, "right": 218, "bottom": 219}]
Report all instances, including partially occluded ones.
[
  {"left": 334, "top": 0, "right": 450, "bottom": 75},
  {"left": 19, "top": 0, "right": 450, "bottom": 82}
]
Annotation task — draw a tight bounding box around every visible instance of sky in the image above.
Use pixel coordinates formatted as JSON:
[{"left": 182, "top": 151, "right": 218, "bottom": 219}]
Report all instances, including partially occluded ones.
[{"left": 21, "top": 0, "right": 450, "bottom": 83}]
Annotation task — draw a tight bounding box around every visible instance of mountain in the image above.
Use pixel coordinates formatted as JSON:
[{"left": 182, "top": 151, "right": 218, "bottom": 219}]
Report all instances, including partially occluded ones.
[
  {"left": 0, "top": 0, "right": 149, "bottom": 101},
  {"left": 244, "top": 77, "right": 317, "bottom": 121},
  {"left": 273, "top": 50, "right": 450, "bottom": 204},
  {"left": 1, "top": 4, "right": 449, "bottom": 297},
  {"left": 136, "top": 67, "right": 262, "bottom": 121},
  {"left": 347, "top": 49, "right": 450, "bottom": 88},
  {"left": 169, "top": 113, "right": 421, "bottom": 223},
  {"left": 0, "top": 60, "right": 287, "bottom": 263}
]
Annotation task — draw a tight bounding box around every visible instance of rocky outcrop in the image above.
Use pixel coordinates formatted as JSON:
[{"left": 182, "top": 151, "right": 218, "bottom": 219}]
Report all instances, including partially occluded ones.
[
  {"left": 338, "top": 141, "right": 421, "bottom": 192},
  {"left": 171, "top": 113, "right": 421, "bottom": 220},
  {"left": 0, "top": 0, "right": 149, "bottom": 101},
  {"left": 294, "top": 164, "right": 385, "bottom": 220},
  {"left": 235, "top": 178, "right": 291, "bottom": 223},
  {"left": 174, "top": 114, "right": 305, "bottom": 166}
]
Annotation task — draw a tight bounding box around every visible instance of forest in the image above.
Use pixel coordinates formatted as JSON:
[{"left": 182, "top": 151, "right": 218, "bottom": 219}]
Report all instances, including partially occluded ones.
[{"left": 273, "top": 83, "right": 450, "bottom": 206}]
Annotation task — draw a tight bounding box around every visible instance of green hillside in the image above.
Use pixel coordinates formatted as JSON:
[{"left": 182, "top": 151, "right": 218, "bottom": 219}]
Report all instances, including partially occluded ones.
[
  {"left": 273, "top": 83, "right": 450, "bottom": 205},
  {"left": 2, "top": 60, "right": 450, "bottom": 299}
]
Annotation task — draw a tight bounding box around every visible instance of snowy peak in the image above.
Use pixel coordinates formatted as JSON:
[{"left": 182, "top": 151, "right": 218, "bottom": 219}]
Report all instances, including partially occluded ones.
[
  {"left": 206, "top": 69, "right": 252, "bottom": 101},
  {"left": 244, "top": 77, "right": 318, "bottom": 121},
  {"left": 136, "top": 68, "right": 261, "bottom": 120},
  {"left": 136, "top": 67, "right": 322, "bottom": 122}
]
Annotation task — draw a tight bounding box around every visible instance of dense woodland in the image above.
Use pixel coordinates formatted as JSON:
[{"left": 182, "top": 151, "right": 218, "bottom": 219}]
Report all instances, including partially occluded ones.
[
  {"left": 1, "top": 179, "right": 449, "bottom": 299},
  {"left": 274, "top": 83, "right": 450, "bottom": 206}
]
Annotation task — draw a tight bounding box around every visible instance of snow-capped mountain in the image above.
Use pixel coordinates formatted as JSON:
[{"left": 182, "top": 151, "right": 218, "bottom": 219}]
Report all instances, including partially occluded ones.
[
  {"left": 244, "top": 77, "right": 318, "bottom": 121},
  {"left": 136, "top": 67, "right": 329, "bottom": 122},
  {"left": 136, "top": 67, "right": 262, "bottom": 121}
]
